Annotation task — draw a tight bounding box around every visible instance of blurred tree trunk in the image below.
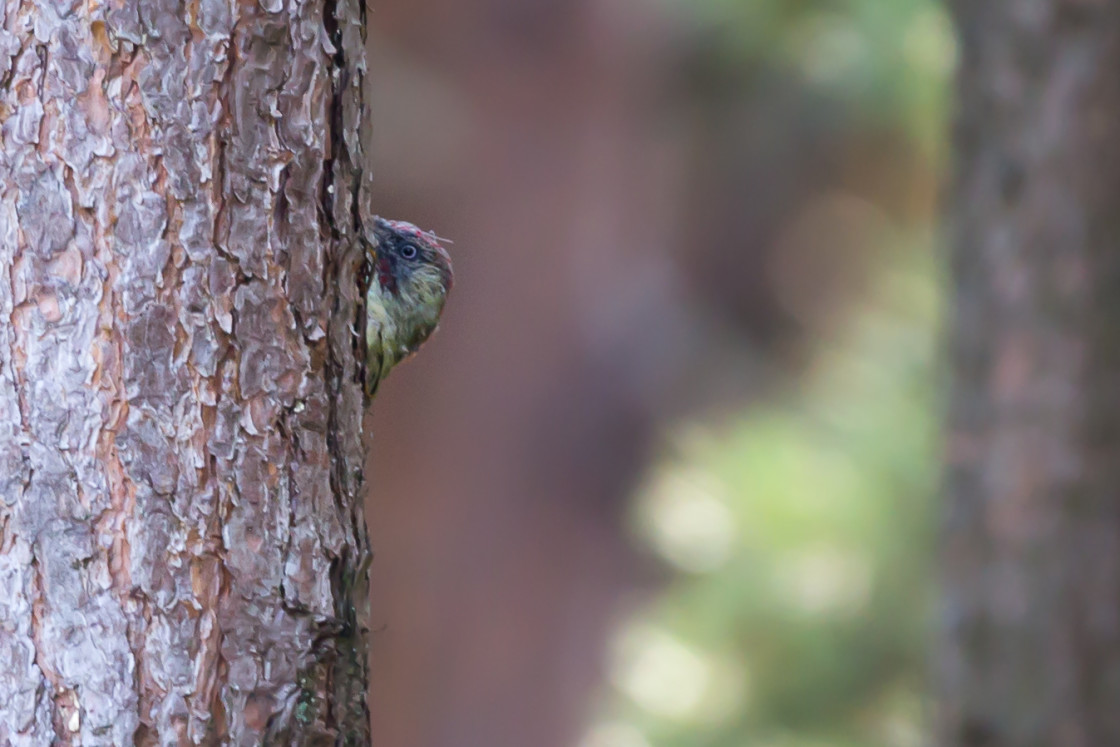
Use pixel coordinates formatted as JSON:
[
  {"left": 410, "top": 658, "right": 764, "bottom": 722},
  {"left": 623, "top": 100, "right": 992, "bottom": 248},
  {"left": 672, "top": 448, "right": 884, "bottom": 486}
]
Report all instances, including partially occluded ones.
[
  {"left": 942, "top": 3, "right": 1120, "bottom": 745},
  {"left": 0, "top": 1, "right": 372, "bottom": 744}
]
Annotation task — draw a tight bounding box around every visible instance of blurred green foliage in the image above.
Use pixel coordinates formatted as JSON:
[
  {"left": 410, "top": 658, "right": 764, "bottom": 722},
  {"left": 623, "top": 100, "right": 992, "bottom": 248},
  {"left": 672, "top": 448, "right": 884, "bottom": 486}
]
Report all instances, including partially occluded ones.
[
  {"left": 587, "top": 1, "right": 951, "bottom": 745},
  {"left": 603, "top": 248, "right": 938, "bottom": 747},
  {"left": 684, "top": 0, "right": 955, "bottom": 155}
]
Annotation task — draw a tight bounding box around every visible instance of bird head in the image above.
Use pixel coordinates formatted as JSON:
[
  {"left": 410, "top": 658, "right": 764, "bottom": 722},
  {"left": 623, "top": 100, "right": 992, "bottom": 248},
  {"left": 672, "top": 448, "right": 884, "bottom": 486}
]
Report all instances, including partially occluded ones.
[{"left": 370, "top": 217, "right": 454, "bottom": 301}]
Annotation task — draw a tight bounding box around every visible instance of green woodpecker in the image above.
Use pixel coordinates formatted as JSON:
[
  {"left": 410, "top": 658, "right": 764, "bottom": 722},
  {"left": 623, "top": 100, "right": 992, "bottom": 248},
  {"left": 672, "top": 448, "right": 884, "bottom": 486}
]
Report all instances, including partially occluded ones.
[{"left": 362, "top": 217, "right": 454, "bottom": 398}]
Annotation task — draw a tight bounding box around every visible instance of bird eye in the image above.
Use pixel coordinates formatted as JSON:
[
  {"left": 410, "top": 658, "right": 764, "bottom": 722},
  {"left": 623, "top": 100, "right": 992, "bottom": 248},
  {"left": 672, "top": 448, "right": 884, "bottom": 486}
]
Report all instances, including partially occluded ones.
[{"left": 400, "top": 243, "right": 419, "bottom": 260}]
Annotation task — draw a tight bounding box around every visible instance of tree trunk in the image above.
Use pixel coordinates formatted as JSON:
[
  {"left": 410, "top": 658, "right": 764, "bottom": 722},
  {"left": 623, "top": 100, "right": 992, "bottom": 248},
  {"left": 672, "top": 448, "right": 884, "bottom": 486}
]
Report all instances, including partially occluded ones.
[
  {"left": 941, "top": 3, "right": 1120, "bottom": 745},
  {"left": 0, "top": 0, "right": 373, "bottom": 744}
]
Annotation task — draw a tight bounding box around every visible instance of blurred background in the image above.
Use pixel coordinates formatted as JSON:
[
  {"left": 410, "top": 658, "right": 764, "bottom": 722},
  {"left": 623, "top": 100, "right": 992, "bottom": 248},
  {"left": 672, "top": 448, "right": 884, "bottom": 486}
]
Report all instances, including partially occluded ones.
[{"left": 362, "top": 1, "right": 954, "bottom": 745}]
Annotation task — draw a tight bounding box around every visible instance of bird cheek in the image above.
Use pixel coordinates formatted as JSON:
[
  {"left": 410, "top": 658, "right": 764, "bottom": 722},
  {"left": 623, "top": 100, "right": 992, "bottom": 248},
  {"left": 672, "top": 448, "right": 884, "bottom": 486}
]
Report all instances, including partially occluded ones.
[{"left": 376, "top": 255, "right": 398, "bottom": 294}]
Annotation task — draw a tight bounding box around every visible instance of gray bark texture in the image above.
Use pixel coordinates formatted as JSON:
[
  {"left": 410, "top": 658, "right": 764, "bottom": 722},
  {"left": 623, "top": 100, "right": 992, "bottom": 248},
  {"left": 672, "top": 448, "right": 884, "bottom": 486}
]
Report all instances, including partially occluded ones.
[
  {"left": 942, "top": 2, "right": 1120, "bottom": 746},
  {"left": 0, "top": 0, "right": 373, "bottom": 744}
]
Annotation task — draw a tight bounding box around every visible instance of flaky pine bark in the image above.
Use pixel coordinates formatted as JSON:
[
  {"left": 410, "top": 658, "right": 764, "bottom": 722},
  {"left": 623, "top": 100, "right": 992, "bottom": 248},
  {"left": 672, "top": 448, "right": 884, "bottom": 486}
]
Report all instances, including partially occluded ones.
[
  {"left": 0, "top": 0, "right": 373, "bottom": 744},
  {"left": 941, "top": 3, "right": 1120, "bottom": 745}
]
